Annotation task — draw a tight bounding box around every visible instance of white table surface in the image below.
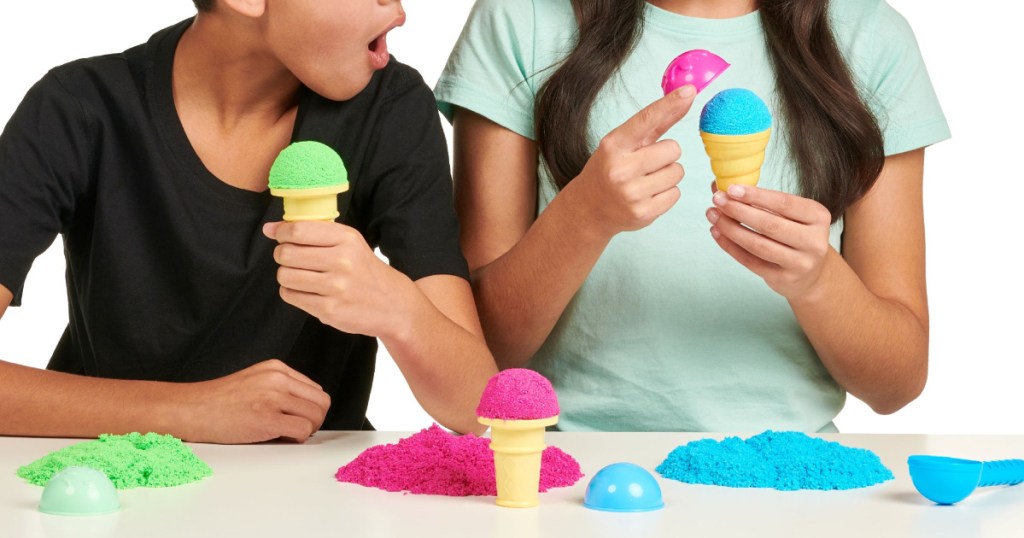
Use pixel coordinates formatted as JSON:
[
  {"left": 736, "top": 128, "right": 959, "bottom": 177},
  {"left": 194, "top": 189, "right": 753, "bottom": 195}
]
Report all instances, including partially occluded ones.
[{"left": 2, "top": 431, "right": 1023, "bottom": 538}]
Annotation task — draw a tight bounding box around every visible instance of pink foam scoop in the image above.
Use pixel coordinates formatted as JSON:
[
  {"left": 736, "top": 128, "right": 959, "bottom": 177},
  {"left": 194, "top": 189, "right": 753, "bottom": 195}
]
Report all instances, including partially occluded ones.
[
  {"left": 335, "top": 424, "right": 582, "bottom": 496},
  {"left": 662, "top": 49, "right": 730, "bottom": 95},
  {"left": 476, "top": 368, "right": 559, "bottom": 420}
]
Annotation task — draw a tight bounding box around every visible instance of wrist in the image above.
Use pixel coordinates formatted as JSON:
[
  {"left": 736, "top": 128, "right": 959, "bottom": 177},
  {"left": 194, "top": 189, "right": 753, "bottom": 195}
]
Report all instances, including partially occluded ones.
[
  {"left": 787, "top": 248, "right": 842, "bottom": 309},
  {"left": 153, "top": 380, "right": 201, "bottom": 441},
  {"left": 376, "top": 270, "right": 422, "bottom": 344},
  {"left": 556, "top": 180, "right": 618, "bottom": 244}
]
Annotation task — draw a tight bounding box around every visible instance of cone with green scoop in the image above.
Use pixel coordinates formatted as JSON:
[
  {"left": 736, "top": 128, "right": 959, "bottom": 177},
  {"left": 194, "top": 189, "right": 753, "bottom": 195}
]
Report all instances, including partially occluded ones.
[{"left": 269, "top": 141, "right": 349, "bottom": 222}]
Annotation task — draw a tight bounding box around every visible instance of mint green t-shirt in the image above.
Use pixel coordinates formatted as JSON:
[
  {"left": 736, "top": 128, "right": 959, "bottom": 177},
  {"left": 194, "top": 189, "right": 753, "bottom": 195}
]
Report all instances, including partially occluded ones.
[{"left": 435, "top": 0, "right": 950, "bottom": 432}]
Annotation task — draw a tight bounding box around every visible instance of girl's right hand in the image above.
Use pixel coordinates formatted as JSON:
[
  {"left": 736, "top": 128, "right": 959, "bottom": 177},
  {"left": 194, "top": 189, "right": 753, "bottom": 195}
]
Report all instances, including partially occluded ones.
[{"left": 568, "top": 85, "right": 697, "bottom": 236}]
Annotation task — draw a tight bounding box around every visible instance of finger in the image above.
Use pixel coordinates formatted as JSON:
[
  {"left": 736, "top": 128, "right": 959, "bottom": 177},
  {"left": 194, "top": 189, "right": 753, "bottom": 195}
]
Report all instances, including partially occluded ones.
[
  {"left": 634, "top": 139, "right": 682, "bottom": 175},
  {"left": 647, "top": 185, "right": 682, "bottom": 217},
  {"left": 638, "top": 162, "right": 685, "bottom": 197},
  {"left": 724, "top": 185, "right": 831, "bottom": 225},
  {"left": 712, "top": 192, "right": 810, "bottom": 249},
  {"left": 280, "top": 287, "right": 332, "bottom": 320},
  {"left": 262, "top": 221, "right": 284, "bottom": 240},
  {"left": 284, "top": 376, "right": 332, "bottom": 419},
  {"left": 276, "top": 392, "right": 328, "bottom": 430},
  {"left": 606, "top": 85, "right": 696, "bottom": 151},
  {"left": 274, "top": 244, "right": 344, "bottom": 272},
  {"left": 710, "top": 209, "right": 797, "bottom": 267},
  {"left": 273, "top": 221, "right": 350, "bottom": 247},
  {"left": 277, "top": 266, "right": 328, "bottom": 294},
  {"left": 275, "top": 414, "right": 316, "bottom": 443},
  {"left": 261, "top": 358, "right": 323, "bottom": 390},
  {"left": 710, "top": 180, "right": 718, "bottom": 194},
  {"left": 710, "top": 225, "right": 779, "bottom": 277}
]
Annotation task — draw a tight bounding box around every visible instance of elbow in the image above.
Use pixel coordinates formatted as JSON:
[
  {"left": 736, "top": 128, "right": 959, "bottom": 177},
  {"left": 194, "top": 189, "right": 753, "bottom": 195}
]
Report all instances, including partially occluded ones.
[
  {"left": 868, "top": 362, "right": 928, "bottom": 416},
  {"left": 481, "top": 329, "right": 533, "bottom": 371},
  {"left": 493, "top": 350, "right": 531, "bottom": 371},
  {"left": 435, "top": 363, "right": 495, "bottom": 437}
]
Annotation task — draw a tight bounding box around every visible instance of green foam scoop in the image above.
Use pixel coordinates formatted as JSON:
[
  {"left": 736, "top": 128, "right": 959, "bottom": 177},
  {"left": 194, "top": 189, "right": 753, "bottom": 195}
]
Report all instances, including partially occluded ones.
[
  {"left": 17, "top": 432, "right": 212, "bottom": 490},
  {"left": 269, "top": 141, "right": 350, "bottom": 221}
]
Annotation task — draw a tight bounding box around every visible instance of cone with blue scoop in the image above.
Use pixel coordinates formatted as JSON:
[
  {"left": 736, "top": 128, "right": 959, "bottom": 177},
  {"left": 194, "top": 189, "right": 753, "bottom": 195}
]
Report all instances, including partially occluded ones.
[{"left": 699, "top": 88, "right": 772, "bottom": 192}]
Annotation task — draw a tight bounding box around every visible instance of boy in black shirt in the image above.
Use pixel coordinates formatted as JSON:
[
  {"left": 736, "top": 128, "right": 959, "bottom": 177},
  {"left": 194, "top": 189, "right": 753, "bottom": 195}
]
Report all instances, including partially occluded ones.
[{"left": 0, "top": 0, "right": 497, "bottom": 442}]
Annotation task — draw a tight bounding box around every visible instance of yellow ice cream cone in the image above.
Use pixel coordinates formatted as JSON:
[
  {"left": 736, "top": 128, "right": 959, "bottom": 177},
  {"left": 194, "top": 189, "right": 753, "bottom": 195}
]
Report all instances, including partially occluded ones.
[
  {"left": 700, "top": 128, "right": 771, "bottom": 192},
  {"left": 479, "top": 415, "right": 559, "bottom": 508},
  {"left": 270, "top": 184, "right": 349, "bottom": 222}
]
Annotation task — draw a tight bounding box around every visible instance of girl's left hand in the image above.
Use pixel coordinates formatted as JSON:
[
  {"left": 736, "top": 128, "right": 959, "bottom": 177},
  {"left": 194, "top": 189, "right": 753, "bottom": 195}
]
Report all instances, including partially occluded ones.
[
  {"left": 263, "top": 221, "right": 414, "bottom": 338},
  {"left": 706, "top": 183, "right": 834, "bottom": 301}
]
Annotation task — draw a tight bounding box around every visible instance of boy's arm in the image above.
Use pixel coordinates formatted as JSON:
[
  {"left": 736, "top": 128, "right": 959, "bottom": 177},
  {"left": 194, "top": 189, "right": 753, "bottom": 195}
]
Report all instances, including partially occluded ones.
[
  {"left": 0, "top": 283, "right": 331, "bottom": 443},
  {"left": 1, "top": 284, "right": 9, "bottom": 318},
  {"left": 386, "top": 274, "right": 495, "bottom": 435},
  {"left": 264, "top": 222, "right": 497, "bottom": 435}
]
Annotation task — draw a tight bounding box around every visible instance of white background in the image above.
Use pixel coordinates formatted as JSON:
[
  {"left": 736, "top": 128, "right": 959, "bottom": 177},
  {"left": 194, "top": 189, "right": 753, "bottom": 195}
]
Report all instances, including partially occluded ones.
[{"left": 0, "top": 1, "right": 1020, "bottom": 434}]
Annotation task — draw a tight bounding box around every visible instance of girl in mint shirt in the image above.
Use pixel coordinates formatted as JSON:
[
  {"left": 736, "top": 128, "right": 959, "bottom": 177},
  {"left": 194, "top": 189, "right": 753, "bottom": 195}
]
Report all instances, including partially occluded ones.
[{"left": 436, "top": 0, "right": 949, "bottom": 432}]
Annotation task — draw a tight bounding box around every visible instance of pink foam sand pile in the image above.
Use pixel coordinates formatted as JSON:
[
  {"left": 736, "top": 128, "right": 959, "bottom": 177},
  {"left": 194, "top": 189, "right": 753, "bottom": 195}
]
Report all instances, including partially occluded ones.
[
  {"left": 335, "top": 424, "right": 582, "bottom": 496},
  {"left": 476, "top": 368, "right": 559, "bottom": 420}
]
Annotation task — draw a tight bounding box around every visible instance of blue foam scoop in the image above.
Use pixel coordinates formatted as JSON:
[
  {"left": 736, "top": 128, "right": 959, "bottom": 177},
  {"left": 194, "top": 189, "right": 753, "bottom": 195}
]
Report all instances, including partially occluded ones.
[
  {"left": 908, "top": 455, "right": 1024, "bottom": 505},
  {"left": 699, "top": 88, "right": 772, "bottom": 135}
]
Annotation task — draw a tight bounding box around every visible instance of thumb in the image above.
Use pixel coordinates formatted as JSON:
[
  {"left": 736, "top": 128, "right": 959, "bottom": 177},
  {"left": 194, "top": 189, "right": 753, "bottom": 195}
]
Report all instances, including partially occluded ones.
[{"left": 607, "top": 85, "right": 696, "bottom": 151}]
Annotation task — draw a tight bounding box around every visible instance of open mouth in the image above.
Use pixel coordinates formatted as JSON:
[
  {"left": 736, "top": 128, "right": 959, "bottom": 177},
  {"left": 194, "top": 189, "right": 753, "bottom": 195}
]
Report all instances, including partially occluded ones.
[
  {"left": 367, "top": 32, "right": 389, "bottom": 69},
  {"left": 367, "top": 13, "right": 405, "bottom": 69},
  {"left": 368, "top": 33, "right": 385, "bottom": 54}
]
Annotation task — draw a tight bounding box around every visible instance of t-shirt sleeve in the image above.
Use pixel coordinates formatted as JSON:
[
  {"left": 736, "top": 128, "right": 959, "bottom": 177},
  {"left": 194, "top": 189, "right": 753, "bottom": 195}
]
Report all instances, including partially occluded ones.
[
  {"left": 434, "top": 0, "right": 537, "bottom": 139},
  {"left": 362, "top": 72, "right": 470, "bottom": 282},
  {"left": 0, "top": 70, "right": 93, "bottom": 306},
  {"left": 858, "top": 2, "right": 950, "bottom": 156}
]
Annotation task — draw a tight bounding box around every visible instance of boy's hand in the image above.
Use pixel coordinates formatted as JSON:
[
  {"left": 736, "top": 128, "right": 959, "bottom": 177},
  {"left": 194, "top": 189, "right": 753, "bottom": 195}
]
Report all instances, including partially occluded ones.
[
  {"left": 263, "top": 221, "right": 415, "bottom": 339},
  {"left": 183, "top": 359, "right": 330, "bottom": 444}
]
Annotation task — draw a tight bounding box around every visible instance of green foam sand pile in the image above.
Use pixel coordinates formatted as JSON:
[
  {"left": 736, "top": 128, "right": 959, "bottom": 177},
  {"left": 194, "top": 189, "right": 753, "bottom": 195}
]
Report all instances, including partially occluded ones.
[
  {"left": 268, "top": 140, "right": 348, "bottom": 189},
  {"left": 17, "top": 432, "right": 213, "bottom": 489}
]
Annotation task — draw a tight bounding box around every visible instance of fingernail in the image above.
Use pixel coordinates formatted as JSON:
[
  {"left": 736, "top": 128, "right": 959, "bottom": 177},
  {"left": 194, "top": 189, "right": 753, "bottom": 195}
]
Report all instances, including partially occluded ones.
[
  {"left": 710, "top": 226, "right": 721, "bottom": 239},
  {"left": 676, "top": 85, "right": 696, "bottom": 99},
  {"left": 713, "top": 192, "right": 727, "bottom": 206},
  {"left": 262, "top": 222, "right": 275, "bottom": 238},
  {"left": 727, "top": 185, "right": 746, "bottom": 198},
  {"left": 706, "top": 208, "right": 719, "bottom": 223}
]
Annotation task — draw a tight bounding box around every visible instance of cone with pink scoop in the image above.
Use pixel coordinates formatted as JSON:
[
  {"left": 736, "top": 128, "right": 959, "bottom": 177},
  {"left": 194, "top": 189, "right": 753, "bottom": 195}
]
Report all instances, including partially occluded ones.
[{"left": 477, "top": 369, "right": 560, "bottom": 508}]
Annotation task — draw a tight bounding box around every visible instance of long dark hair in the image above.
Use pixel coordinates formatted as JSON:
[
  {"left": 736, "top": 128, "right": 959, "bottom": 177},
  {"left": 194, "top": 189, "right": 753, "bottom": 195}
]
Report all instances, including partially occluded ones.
[{"left": 534, "top": 0, "right": 885, "bottom": 222}]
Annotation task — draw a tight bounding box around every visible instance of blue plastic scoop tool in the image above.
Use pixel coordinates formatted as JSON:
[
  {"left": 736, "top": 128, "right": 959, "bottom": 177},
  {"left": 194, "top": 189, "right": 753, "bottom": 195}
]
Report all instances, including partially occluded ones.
[{"left": 908, "top": 455, "right": 1024, "bottom": 505}]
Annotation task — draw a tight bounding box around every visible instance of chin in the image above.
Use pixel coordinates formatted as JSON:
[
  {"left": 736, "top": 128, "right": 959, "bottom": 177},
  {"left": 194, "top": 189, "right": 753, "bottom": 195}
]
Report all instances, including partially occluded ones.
[{"left": 309, "top": 74, "right": 373, "bottom": 102}]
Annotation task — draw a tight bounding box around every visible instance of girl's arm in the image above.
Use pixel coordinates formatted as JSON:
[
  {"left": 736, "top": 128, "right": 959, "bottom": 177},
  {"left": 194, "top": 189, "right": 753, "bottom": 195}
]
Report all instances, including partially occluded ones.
[
  {"left": 708, "top": 149, "right": 929, "bottom": 413},
  {"left": 453, "top": 88, "right": 696, "bottom": 369}
]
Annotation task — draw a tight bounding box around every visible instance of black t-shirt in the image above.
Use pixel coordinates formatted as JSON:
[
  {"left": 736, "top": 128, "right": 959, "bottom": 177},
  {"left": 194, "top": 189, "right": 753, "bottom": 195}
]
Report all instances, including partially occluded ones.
[{"left": 0, "top": 19, "right": 468, "bottom": 430}]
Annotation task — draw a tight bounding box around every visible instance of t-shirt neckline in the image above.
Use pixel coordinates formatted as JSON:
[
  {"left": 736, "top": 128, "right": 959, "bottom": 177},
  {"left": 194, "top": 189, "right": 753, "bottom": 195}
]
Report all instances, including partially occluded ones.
[
  {"left": 148, "top": 18, "right": 303, "bottom": 209},
  {"left": 643, "top": 2, "right": 762, "bottom": 37}
]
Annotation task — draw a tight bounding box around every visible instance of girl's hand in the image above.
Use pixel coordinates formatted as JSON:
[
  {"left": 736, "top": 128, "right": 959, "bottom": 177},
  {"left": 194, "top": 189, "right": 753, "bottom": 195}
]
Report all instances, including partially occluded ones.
[
  {"left": 263, "top": 221, "right": 416, "bottom": 339},
  {"left": 706, "top": 183, "right": 834, "bottom": 301},
  {"left": 568, "top": 86, "right": 696, "bottom": 236}
]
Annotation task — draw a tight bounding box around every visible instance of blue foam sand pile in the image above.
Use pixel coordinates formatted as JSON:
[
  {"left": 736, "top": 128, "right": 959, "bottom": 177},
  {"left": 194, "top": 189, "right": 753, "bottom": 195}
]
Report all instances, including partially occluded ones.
[
  {"left": 656, "top": 430, "right": 893, "bottom": 491},
  {"left": 699, "top": 88, "right": 772, "bottom": 135}
]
